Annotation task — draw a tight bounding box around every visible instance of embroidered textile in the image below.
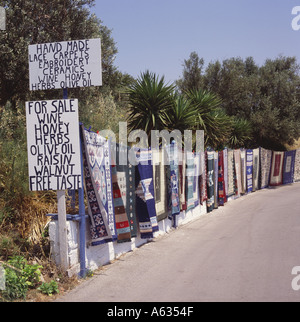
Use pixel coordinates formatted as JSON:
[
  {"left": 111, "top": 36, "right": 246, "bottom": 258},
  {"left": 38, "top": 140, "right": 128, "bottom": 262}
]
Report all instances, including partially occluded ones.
[
  {"left": 294, "top": 149, "right": 300, "bottom": 182},
  {"left": 240, "top": 149, "right": 246, "bottom": 194},
  {"left": 152, "top": 149, "right": 167, "bottom": 221},
  {"left": 206, "top": 151, "right": 215, "bottom": 212},
  {"left": 252, "top": 148, "right": 260, "bottom": 192},
  {"left": 194, "top": 153, "right": 201, "bottom": 207},
  {"left": 113, "top": 144, "right": 138, "bottom": 238},
  {"left": 213, "top": 151, "right": 219, "bottom": 209},
  {"left": 135, "top": 150, "right": 159, "bottom": 239},
  {"left": 234, "top": 149, "right": 242, "bottom": 196},
  {"left": 227, "top": 150, "right": 235, "bottom": 197},
  {"left": 166, "top": 143, "right": 180, "bottom": 224},
  {"left": 269, "top": 151, "right": 284, "bottom": 186},
  {"left": 260, "top": 147, "right": 272, "bottom": 189},
  {"left": 282, "top": 150, "right": 296, "bottom": 185},
  {"left": 223, "top": 149, "right": 228, "bottom": 200},
  {"left": 111, "top": 159, "right": 131, "bottom": 243},
  {"left": 218, "top": 150, "right": 226, "bottom": 206},
  {"left": 246, "top": 149, "right": 253, "bottom": 193},
  {"left": 81, "top": 127, "right": 115, "bottom": 245},
  {"left": 200, "top": 150, "right": 208, "bottom": 204},
  {"left": 185, "top": 152, "right": 196, "bottom": 211}
]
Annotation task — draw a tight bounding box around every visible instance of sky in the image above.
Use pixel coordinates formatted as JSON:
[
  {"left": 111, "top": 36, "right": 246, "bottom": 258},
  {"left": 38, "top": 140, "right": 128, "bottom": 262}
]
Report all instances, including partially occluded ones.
[{"left": 92, "top": 0, "right": 300, "bottom": 84}]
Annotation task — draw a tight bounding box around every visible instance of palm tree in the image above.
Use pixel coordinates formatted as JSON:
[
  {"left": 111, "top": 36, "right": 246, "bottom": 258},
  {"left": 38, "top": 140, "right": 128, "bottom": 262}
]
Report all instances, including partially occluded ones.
[
  {"left": 227, "top": 117, "right": 253, "bottom": 149},
  {"left": 185, "top": 89, "right": 232, "bottom": 149},
  {"left": 126, "top": 71, "right": 175, "bottom": 140}
]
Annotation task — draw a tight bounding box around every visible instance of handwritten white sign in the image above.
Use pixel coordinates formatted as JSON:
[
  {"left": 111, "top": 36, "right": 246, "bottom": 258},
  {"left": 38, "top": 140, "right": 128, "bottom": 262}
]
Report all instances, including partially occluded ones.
[
  {"left": 29, "top": 38, "right": 102, "bottom": 90},
  {"left": 26, "top": 99, "right": 82, "bottom": 191}
]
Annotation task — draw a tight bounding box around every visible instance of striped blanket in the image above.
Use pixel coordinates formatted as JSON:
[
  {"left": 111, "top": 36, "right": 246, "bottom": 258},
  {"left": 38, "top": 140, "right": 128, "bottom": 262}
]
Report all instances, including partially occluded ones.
[{"left": 269, "top": 151, "right": 284, "bottom": 186}]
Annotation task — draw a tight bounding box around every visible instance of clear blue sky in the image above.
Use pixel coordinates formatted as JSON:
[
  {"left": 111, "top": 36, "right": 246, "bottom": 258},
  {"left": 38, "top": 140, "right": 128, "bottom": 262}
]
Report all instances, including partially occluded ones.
[{"left": 92, "top": 0, "right": 300, "bottom": 84}]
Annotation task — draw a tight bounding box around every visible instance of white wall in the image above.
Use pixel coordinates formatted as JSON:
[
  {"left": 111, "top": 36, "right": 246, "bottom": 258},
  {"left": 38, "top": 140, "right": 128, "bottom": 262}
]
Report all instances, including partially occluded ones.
[{"left": 49, "top": 202, "right": 207, "bottom": 276}]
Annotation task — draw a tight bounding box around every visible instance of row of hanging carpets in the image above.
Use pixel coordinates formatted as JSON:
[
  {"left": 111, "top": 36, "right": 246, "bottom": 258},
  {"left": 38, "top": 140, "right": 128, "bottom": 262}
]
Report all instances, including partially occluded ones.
[{"left": 81, "top": 125, "right": 300, "bottom": 246}]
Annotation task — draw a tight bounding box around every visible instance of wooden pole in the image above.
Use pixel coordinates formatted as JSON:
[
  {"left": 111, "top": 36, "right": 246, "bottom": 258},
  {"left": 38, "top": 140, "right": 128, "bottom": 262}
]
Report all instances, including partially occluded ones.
[
  {"left": 57, "top": 190, "right": 68, "bottom": 271},
  {"left": 57, "top": 87, "right": 69, "bottom": 272}
]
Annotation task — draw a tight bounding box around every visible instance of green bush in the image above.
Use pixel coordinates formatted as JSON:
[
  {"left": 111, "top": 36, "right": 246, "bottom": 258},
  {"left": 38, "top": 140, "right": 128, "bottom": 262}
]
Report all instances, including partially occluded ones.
[
  {"left": 38, "top": 280, "right": 59, "bottom": 296},
  {"left": 0, "top": 256, "right": 42, "bottom": 301}
]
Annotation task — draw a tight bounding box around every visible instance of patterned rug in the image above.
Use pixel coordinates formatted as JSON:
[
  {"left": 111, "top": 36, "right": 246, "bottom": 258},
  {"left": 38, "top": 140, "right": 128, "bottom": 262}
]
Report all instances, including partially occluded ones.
[
  {"left": 260, "top": 147, "right": 272, "bottom": 189},
  {"left": 113, "top": 143, "right": 138, "bottom": 238},
  {"left": 179, "top": 149, "right": 186, "bottom": 211},
  {"left": 240, "top": 149, "right": 246, "bottom": 194},
  {"left": 213, "top": 151, "right": 219, "bottom": 208},
  {"left": 246, "top": 149, "right": 253, "bottom": 193},
  {"left": 294, "top": 149, "right": 300, "bottom": 182},
  {"left": 165, "top": 143, "right": 180, "bottom": 227},
  {"left": 111, "top": 158, "right": 131, "bottom": 243},
  {"left": 81, "top": 126, "right": 116, "bottom": 245},
  {"left": 252, "top": 148, "right": 260, "bottom": 192},
  {"left": 193, "top": 152, "right": 201, "bottom": 207},
  {"left": 135, "top": 149, "right": 159, "bottom": 239},
  {"left": 206, "top": 151, "right": 215, "bottom": 213},
  {"left": 223, "top": 149, "right": 228, "bottom": 200},
  {"left": 227, "top": 149, "right": 235, "bottom": 197},
  {"left": 282, "top": 150, "right": 296, "bottom": 185},
  {"left": 200, "top": 150, "right": 207, "bottom": 205},
  {"left": 185, "top": 152, "right": 196, "bottom": 211},
  {"left": 269, "top": 151, "right": 284, "bottom": 186},
  {"left": 152, "top": 149, "right": 167, "bottom": 221},
  {"left": 218, "top": 150, "right": 226, "bottom": 206},
  {"left": 234, "top": 149, "right": 242, "bottom": 196}
]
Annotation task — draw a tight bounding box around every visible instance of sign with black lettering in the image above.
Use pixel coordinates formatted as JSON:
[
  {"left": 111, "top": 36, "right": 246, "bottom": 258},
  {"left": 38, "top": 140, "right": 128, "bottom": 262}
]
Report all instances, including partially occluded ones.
[
  {"left": 28, "top": 38, "right": 102, "bottom": 90},
  {"left": 26, "top": 99, "right": 82, "bottom": 191}
]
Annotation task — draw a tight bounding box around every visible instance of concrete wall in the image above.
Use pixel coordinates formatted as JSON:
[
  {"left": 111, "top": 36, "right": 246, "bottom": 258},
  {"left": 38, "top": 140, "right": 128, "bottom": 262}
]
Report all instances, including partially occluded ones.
[{"left": 49, "top": 202, "right": 207, "bottom": 276}]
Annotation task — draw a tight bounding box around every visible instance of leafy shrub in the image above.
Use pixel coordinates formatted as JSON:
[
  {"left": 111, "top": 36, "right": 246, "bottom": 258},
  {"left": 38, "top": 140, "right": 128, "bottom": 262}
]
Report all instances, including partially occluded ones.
[
  {"left": 38, "top": 280, "right": 59, "bottom": 296},
  {"left": 0, "top": 256, "right": 42, "bottom": 301}
]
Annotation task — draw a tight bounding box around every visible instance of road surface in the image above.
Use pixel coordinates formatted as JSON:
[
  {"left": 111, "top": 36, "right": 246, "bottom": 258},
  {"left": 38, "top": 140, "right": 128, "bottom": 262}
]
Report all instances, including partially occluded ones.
[{"left": 56, "top": 183, "right": 300, "bottom": 302}]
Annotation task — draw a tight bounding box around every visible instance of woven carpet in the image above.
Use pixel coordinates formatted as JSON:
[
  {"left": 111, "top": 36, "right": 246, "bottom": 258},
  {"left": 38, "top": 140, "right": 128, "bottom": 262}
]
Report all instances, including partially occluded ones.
[
  {"left": 113, "top": 143, "right": 138, "bottom": 238},
  {"left": 218, "top": 150, "right": 226, "bottom": 206},
  {"left": 252, "top": 148, "right": 260, "bottom": 192},
  {"left": 246, "top": 149, "right": 253, "bottom": 193},
  {"left": 135, "top": 149, "right": 159, "bottom": 239},
  {"left": 294, "top": 149, "right": 300, "bottom": 182},
  {"left": 227, "top": 149, "right": 235, "bottom": 198},
  {"left": 200, "top": 150, "right": 208, "bottom": 205},
  {"left": 152, "top": 149, "right": 167, "bottom": 221},
  {"left": 260, "top": 147, "right": 272, "bottom": 189},
  {"left": 269, "top": 151, "right": 284, "bottom": 186},
  {"left": 240, "top": 149, "right": 246, "bottom": 194},
  {"left": 282, "top": 150, "right": 296, "bottom": 185},
  {"left": 166, "top": 143, "right": 180, "bottom": 227},
  {"left": 186, "top": 152, "right": 196, "bottom": 211},
  {"left": 213, "top": 151, "right": 219, "bottom": 209},
  {"left": 223, "top": 149, "right": 228, "bottom": 200},
  {"left": 81, "top": 126, "right": 115, "bottom": 245},
  {"left": 234, "top": 149, "right": 242, "bottom": 196},
  {"left": 111, "top": 157, "right": 131, "bottom": 243},
  {"left": 206, "top": 151, "right": 215, "bottom": 213},
  {"left": 193, "top": 152, "right": 201, "bottom": 207}
]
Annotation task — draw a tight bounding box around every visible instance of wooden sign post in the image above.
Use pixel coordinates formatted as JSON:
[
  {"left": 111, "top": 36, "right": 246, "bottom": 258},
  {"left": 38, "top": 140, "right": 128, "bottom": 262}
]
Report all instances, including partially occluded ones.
[{"left": 27, "top": 38, "right": 102, "bottom": 276}]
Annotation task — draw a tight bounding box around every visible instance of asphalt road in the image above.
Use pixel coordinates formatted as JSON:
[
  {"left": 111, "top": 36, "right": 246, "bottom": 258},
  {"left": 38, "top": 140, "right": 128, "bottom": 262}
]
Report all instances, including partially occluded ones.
[{"left": 56, "top": 183, "right": 300, "bottom": 302}]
